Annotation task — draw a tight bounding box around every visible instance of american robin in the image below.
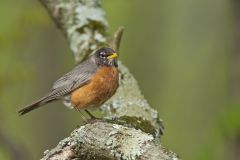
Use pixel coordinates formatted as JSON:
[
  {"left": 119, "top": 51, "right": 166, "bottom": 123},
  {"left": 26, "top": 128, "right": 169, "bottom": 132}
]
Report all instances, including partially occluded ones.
[{"left": 18, "top": 47, "right": 119, "bottom": 118}]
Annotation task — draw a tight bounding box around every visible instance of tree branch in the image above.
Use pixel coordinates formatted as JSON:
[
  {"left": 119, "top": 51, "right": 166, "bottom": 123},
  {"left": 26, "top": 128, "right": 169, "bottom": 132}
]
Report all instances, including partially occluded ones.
[
  {"left": 42, "top": 121, "right": 178, "bottom": 160},
  {"left": 39, "top": 0, "right": 179, "bottom": 159}
]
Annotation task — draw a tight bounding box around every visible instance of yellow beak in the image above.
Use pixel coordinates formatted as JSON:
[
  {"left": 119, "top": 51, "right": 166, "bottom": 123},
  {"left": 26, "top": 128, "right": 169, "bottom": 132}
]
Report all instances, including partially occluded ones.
[{"left": 107, "top": 53, "right": 118, "bottom": 59}]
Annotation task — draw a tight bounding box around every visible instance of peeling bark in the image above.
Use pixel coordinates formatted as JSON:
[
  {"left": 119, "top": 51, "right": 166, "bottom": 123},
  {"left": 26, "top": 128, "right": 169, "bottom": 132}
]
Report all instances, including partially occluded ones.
[{"left": 39, "top": 0, "right": 179, "bottom": 159}]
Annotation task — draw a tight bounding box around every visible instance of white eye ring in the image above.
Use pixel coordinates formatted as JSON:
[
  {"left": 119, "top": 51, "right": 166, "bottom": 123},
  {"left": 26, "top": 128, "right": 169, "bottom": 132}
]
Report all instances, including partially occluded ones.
[{"left": 99, "top": 52, "right": 106, "bottom": 58}]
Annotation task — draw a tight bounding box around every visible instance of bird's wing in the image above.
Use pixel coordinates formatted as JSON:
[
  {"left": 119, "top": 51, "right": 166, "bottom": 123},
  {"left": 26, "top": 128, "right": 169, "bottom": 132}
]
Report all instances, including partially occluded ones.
[
  {"left": 49, "top": 58, "right": 98, "bottom": 98},
  {"left": 18, "top": 58, "right": 98, "bottom": 116}
]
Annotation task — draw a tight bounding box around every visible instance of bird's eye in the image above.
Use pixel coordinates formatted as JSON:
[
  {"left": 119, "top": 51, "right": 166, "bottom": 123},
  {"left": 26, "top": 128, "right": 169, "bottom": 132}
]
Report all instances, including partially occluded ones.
[{"left": 99, "top": 52, "right": 106, "bottom": 58}]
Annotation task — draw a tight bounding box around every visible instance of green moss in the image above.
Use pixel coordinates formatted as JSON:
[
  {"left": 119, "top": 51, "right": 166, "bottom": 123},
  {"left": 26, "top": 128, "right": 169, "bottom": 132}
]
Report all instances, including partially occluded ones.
[
  {"left": 77, "top": 153, "right": 113, "bottom": 160},
  {"left": 73, "top": 143, "right": 114, "bottom": 160},
  {"left": 104, "top": 116, "right": 157, "bottom": 137}
]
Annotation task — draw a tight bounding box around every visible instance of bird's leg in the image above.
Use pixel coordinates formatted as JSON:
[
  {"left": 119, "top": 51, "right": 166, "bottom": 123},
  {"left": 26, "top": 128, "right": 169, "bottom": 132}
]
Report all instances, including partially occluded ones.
[
  {"left": 85, "top": 109, "right": 96, "bottom": 119},
  {"left": 75, "top": 107, "right": 87, "bottom": 122}
]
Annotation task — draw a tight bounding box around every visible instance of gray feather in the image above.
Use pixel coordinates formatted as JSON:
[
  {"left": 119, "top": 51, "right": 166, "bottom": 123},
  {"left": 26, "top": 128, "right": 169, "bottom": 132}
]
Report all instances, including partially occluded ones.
[{"left": 50, "top": 57, "right": 98, "bottom": 97}]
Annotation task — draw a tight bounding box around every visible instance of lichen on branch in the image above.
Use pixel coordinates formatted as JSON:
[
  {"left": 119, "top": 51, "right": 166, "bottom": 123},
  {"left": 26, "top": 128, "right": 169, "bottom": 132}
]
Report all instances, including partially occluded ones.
[
  {"left": 42, "top": 121, "right": 178, "bottom": 160},
  {"left": 40, "top": 0, "right": 109, "bottom": 62}
]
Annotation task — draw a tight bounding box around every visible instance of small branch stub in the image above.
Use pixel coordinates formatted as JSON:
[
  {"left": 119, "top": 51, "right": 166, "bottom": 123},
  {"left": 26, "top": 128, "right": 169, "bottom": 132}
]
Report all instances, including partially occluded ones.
[{"left": 112, "top": 26, "right": 125, "bottom": 52}]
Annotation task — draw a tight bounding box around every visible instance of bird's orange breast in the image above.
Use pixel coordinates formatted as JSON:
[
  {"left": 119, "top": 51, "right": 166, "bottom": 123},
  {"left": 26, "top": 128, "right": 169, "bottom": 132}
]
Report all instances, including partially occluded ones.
[{"left": 70, "top": 66, "right": 119, "bottom": 109}]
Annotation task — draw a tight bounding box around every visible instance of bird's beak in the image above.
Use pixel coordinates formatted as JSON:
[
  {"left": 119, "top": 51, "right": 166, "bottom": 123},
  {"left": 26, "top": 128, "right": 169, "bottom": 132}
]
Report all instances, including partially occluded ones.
[{"left": 107, "top": 53, "right": 118, "bottom": 59}]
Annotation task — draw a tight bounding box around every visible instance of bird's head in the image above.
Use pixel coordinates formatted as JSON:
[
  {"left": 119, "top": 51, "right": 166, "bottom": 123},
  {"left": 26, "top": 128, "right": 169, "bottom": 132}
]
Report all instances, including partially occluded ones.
[{"left": 94, "top": 47, "right": 118, "bottom": 67}]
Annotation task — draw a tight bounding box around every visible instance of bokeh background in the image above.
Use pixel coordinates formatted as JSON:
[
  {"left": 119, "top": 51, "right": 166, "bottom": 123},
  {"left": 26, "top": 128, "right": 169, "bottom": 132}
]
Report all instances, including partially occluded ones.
[{"left": 0, "top": 0, "right": 240, "bottom": 159}]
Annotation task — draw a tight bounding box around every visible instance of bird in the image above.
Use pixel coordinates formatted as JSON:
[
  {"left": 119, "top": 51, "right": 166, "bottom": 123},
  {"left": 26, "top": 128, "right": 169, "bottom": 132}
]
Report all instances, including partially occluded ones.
[{"left": 18, "top": 47, "right": 119, "bottom": 118}]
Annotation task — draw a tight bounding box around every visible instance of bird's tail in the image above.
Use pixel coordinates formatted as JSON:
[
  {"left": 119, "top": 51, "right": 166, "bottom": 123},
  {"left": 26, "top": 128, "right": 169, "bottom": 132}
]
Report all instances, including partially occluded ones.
[{"left": 18, "top": 95, "right": 55, "bottom": 116}]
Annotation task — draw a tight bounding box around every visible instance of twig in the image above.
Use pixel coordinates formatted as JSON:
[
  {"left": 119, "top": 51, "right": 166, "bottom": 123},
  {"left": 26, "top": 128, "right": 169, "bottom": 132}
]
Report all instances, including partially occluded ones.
[{"left": 112, "top": 26, "right": 125, "bottom": 52}]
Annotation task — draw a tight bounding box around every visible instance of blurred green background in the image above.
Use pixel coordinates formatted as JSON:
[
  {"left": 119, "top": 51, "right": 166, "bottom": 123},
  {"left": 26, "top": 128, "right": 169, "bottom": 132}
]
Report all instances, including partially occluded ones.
[{"left": 0, "top": 0, "right": 240, "bottom": 159}]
